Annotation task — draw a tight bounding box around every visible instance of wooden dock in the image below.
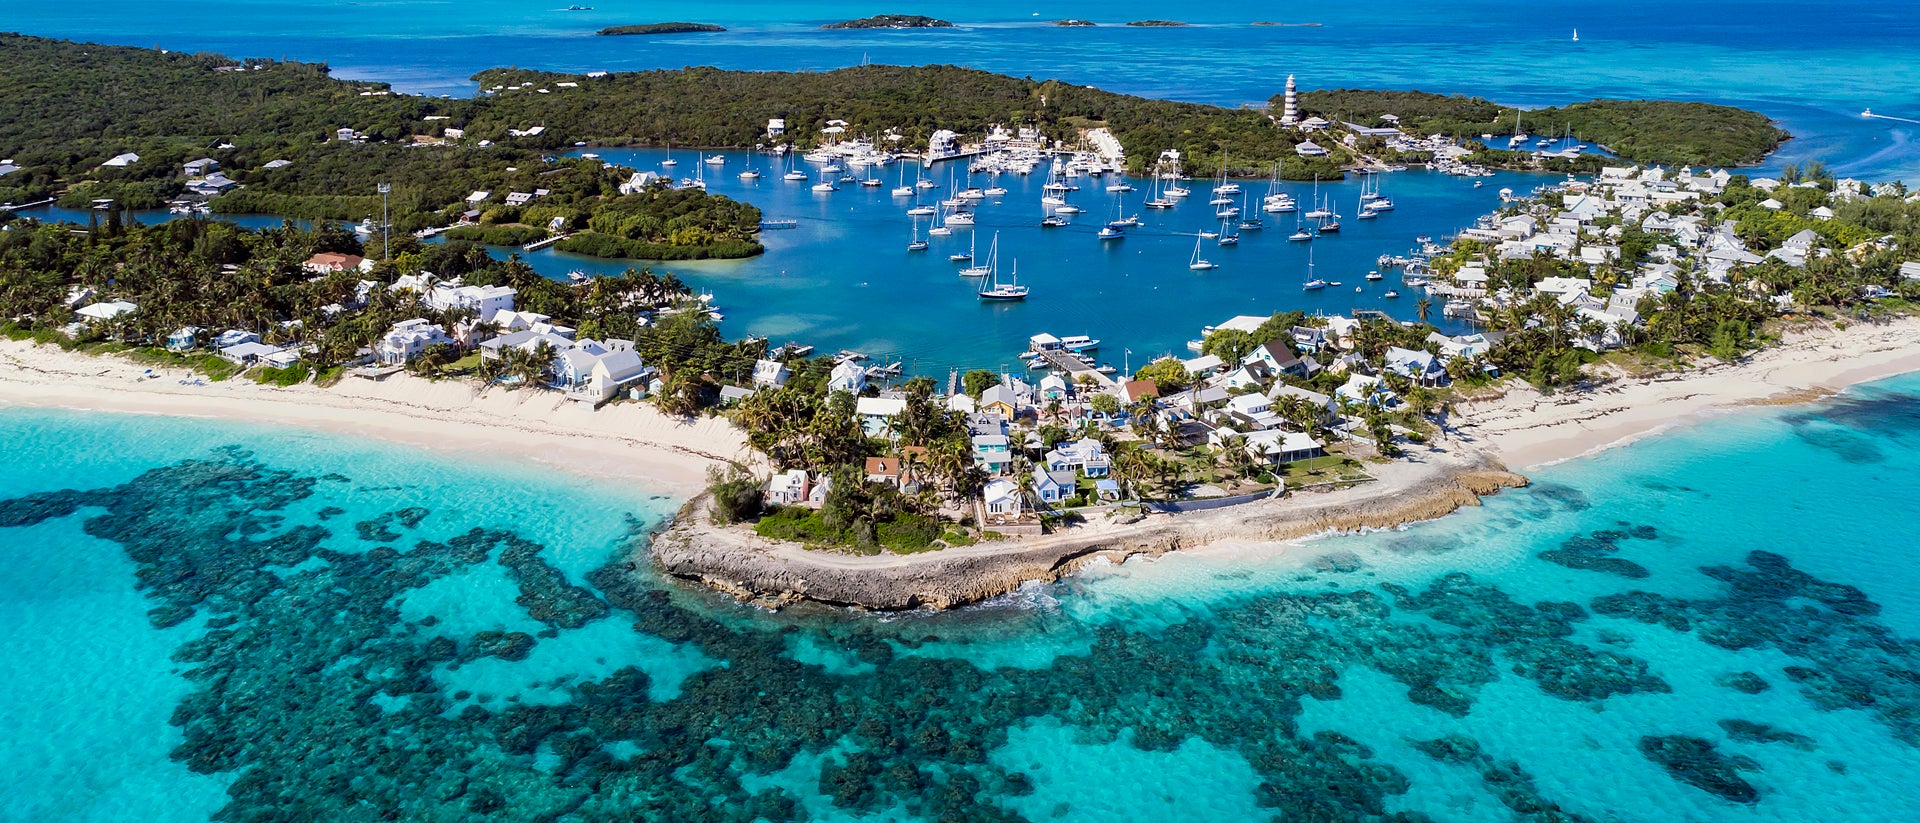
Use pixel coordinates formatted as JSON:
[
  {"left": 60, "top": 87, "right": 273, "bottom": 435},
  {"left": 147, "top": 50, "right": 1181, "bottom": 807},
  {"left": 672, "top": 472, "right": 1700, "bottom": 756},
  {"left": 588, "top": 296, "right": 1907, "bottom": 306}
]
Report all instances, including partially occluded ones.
[{"left": 522, "top": 233, "right": 571, "bottom": 252}]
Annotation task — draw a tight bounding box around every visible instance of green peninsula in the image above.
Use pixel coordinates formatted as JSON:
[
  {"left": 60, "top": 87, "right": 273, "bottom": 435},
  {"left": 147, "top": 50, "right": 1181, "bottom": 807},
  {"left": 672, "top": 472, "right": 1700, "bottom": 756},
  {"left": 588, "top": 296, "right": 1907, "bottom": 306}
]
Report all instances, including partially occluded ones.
[{"left": 596, "top": 23, "right": 726, "bottom": 36}]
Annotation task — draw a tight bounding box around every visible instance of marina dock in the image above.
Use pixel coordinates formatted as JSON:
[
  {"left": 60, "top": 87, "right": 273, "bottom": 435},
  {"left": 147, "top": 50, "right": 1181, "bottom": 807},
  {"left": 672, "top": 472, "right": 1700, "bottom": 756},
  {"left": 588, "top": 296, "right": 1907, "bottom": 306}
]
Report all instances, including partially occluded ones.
[
  {"left": 1032, "top": 346, "right": 1115, "bottom": 389},
  {"left": 521, "top": 233, "right": 572, "bottom": 252}
]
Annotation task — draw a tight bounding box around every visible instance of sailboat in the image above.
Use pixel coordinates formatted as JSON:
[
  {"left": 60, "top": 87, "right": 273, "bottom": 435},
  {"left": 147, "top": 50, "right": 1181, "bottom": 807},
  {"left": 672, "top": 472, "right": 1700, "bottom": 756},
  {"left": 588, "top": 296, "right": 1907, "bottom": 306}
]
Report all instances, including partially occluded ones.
[
  {"left": 1288, "top": 212, "right": 1314, "bottom": 242},
  {"left": 1355, "top": 186, "right": 1377, "bottom": 220},
  {"left": 861, "top": 165, "right": 883, "bottom": 187},
  {"left": 1304, "top": 177, "right": 1330, "bottom": 219},
  {"left": 1237, "top": 191, "right": 1264, "bottom": 230},
  {"left": 907, "top": 217, "right": 928, "bottom": 252},
  {"left": 892, "top": 164, "right": 914, "bottom": 197},
  {"left": 960, "top": 232, "right": 996, "bottom": 276},
  {"left": 661, "top": 143, "right": 677, "bottom": 167},
  {"left": 1144, "top": 172, "right": 1174, "bottom": 209},
  {"left": 1316, "top": 192, "right": 1342, "bottom": 234},
  {"left": 1302, "top": 248, "right": 1327, "bottom": 290},
  {"left": 977, "top": 255, "right": 1029, "bottom": 301},
  {"left": 1507, "top": 109, "right": 1529, "bottom": 149},
  {"left": 1216, "top": 219, "right": 1239, "bottom": 246},
  {"left": 1214, "top": 151, "right": 1241, "bottom": 196},
  {"left": 1572, "top": 28, "right": 1579, "bottom": 42},
  {"left": 811, "top": 170, "right": 837, "bottom": 192},
  {"left": 951, "top": 232, "right": 977, "bottom": 264},
  {"left": 782, "top": 156, "right": 809, "bottom": 182},
  {"left": 1188, "top": 234, "right": 1218, "bottom": 271}
]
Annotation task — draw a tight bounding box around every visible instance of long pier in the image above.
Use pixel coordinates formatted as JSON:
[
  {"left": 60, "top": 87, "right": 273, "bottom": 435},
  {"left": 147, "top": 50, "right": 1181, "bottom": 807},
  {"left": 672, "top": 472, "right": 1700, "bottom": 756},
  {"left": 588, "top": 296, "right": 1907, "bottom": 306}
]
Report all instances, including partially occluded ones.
[
  {"left": 1034, "top": 348, "right": 1115, "bottom": 389},
  {"left": 522, "top": 232, "right": 572, "bottom": 252}
]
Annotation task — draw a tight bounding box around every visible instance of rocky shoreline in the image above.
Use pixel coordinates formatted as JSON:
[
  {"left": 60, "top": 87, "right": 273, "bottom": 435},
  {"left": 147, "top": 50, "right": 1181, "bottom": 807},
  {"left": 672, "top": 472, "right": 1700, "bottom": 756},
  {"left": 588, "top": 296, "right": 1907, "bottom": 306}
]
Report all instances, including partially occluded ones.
[{"left": 646, "top": 454, "right": 1528, "bottom": 611}]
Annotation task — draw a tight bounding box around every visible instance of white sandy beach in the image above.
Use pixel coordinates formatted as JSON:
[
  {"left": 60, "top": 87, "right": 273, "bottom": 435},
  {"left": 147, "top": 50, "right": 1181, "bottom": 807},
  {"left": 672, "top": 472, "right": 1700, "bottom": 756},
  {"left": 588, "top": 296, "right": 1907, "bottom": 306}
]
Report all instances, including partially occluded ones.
[
  {"left": 1450, "top": 316, "right": 1920, "bottom": 470},
  {"left": 0, "top": 340, "right": 754, "bottom": 495}
]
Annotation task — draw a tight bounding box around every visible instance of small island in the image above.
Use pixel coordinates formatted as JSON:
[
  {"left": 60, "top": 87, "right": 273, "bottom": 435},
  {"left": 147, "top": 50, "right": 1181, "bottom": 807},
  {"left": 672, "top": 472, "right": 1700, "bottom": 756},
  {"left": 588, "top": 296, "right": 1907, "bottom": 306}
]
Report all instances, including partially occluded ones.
[
  {"left": 596, "top": 23, "right": 726, "bottom": 36},
  {"left": 1126, "top": 20, "right": 1189, "bottom": 27},
  {"left": 1055, "top": 19, "right": 1097, "bottom": 27},
  {"left": 823, "top": 15, "right": 953, "bottom": 30}
]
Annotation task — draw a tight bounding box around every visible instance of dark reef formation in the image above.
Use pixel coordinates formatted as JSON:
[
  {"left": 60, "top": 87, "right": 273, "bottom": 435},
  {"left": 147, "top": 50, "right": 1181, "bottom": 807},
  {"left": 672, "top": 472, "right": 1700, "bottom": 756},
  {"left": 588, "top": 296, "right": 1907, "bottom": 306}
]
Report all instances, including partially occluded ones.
[{"left": 4, "top": 448, "right": 1915, "bottom": 820}]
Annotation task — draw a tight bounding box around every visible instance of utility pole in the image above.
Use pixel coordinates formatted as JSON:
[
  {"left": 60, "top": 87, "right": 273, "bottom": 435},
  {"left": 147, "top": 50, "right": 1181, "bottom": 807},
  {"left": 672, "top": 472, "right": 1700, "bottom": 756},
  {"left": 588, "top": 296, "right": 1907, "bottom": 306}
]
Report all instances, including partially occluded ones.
[{"left": 377, "top": 182, "right": 391, "bottom": 260}]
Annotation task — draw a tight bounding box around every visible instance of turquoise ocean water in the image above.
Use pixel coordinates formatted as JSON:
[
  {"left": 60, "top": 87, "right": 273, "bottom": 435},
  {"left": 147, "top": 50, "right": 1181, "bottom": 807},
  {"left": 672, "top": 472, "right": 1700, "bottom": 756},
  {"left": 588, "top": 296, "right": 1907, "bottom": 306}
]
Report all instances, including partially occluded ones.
[{"left": 5, "top": 371, "right": 1920, "bottom": 820}]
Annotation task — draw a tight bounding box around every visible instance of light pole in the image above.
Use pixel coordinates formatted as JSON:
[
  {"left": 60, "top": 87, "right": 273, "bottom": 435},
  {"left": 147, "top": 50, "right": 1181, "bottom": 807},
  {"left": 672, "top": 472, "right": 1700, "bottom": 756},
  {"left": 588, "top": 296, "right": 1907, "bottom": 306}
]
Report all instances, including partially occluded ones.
[
  {"left": 1123, "top": 348, "right": 1132, "bottom": 378},
  {"left": 377, "top": 183, "right": 391, "bottom": 260}
]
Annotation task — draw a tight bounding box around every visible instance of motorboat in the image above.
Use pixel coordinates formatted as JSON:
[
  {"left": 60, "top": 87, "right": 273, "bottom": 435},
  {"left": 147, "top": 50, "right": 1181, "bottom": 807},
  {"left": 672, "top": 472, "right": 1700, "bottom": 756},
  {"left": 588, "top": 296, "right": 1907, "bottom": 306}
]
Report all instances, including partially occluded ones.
[{"left": 1098, "top": 226, "right": 1124, "bottom": 240}]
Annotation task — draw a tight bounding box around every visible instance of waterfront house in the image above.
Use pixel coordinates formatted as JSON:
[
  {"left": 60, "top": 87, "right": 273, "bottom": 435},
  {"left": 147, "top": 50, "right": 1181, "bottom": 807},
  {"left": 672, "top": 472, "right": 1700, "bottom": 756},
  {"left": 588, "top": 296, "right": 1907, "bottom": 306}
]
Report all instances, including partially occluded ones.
[
  {"left": 983, "top": 479, "right": 1023, "bottom": 516},
  {"left": 1032, "top": 468, "right": 1075, "bottom": 506},
  {"left": 946, "top": 393, "right": 977, "bottom": 414},
  {"left": 752, "top": 359, "right": 790, "bottom": 389},
  {"left": 218, "top": 341, "right": 282, "bottom": 366},
  {"left": 1384, "top": 347, "right": 1447, "bottom": 386},
  {"left": 980, "top": 384, "right": 1019, "bottom": 417},
  {"left": 166, "top": 326, "right": 204, "bottom": 352},
  {"left": 1095, "top": 479, "right": 1122, "bottom": 502},
  {"left": 582, "top": 347, "right": 648, "bottom": 403},
  {"left": 187, "top": 174, "right": 237, "bottom": 196},
  {"left": 717, "top": 386, "right": 754, "bottom": 406},
  {"left": 378, "top": 319, "right": 452, "bottom": 364},
  {"left": 828, "top": 360, "right": 867, "bottom": 394},
  {"left": 865, "top": 456, "right": 919, "bottom": 490},
  {"left": 1295, "top": 140, "right": 1328, "bottom": 157},
  {"left": 1245, "top": 430, "right": 1325, "bottom": 465},
  {"left": 766, "top": 470, "right": 811, "bottom": 506},
  {"left": 1044, "top": 438, "right": 1110, "bottom": 478}
]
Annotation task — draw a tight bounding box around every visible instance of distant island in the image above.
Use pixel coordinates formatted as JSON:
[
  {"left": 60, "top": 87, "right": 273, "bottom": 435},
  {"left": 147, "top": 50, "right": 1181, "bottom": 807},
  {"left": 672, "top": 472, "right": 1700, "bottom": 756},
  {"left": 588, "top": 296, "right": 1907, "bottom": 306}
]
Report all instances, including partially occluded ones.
[
  {"left": 1126, "top": 20, "right": 1188, "bottom": 27},
  {"left": 1055, "top": 19, "right": 1097, "bottom": 27},
  {"left": 823, "top": 15, "right": 953, "bottom": 30},
  {"left": 596, "top": 23, "right": 726, "bottom": 36}
]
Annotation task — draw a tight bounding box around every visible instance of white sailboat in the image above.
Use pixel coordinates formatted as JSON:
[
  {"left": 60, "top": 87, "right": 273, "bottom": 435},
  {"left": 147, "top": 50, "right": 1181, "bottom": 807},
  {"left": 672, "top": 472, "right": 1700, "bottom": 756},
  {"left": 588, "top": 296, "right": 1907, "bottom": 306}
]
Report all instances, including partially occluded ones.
[
  {"left": 1188, "top": 234, "right": 1218, "bottom": 271},
  {"left": 960, "top": 233, "right": 996, "bottom": 276},
  {"left": 661, "top": 142, "right": 677, "bottom": 167},
  {"left": 1214, "top": 151, "right": 1241, "bottom": 196},
  {"left": 892, "top": 164, "right": 914, "bottom": 197},
  {"left": 907, "top": 217, "right": 928, "bottom": 252},
  {"left": 977, "top": 253, "right": 1029, "bottom": 300},
  {"left": 1302, "top": 248, "right": 1327, "bottom": 290}
]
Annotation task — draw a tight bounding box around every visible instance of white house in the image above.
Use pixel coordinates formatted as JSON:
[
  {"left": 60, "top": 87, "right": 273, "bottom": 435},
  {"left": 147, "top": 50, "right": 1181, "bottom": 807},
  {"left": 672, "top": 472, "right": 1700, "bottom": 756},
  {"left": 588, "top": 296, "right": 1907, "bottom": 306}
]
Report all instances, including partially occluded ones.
[
  {"left": 75, "top": 300, "right": 138, "bottom": 321},
  {"left": 766, "top": 470, "right": 811, "bottom": 506},
  {"left": 427, "top": 283, "right": 518, "bottom": 318},
  {"left": 1383, "top": 346, "right": 1447, "bottom": 386},
  {"left": 1337, "top": 374, "right": 1397, "bottom": 407},
  {"left": 575, "top": 346, "right": 647, "bottom": 403},
  {"left": 1245, "top": 430, "right": 1325, "bottom": 465},
  {"left": 1225, "top": 393, "right": 1282, "bottom": 430},
  {"left": 828, "top": 360, "right": 867, "bottom": 394},
  {"left": 378, "top": 319, "right": 452, "bottom": 364},
  {"left": 218, "top": 341, "right": 283, "bottom": 366},
  {"left": 753, "top": 359, "right": 791, "bottom": 389},
  {"left": 1267, "top": 384, "right": 1338, "bottom": 422},
  {"left": 856, "top": 396, "right": 907, "bottom": 437},
  {"left": 983, "top": 479, "right": 1023, "bottom": 516}
]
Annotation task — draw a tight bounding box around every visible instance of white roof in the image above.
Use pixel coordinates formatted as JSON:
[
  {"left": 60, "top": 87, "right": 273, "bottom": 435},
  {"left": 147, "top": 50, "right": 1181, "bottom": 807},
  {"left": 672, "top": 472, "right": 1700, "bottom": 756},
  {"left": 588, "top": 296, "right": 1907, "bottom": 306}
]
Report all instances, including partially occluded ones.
[
  {"left": 75, "top": 300, "right": 137, "bottom": 319},
  {"left": 856, "top": 397, "right": 907, "bottom": 417},
  {"left": 1214, "top": 315, "right": 1268, "bottom": 334}
]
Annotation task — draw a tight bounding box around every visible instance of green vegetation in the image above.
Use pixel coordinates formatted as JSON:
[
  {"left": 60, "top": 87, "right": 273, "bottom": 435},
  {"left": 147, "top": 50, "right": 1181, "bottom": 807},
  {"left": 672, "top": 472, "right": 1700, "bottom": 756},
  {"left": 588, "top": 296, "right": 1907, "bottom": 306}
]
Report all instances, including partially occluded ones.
[
  {"left": 822, "top": 15, "right": 953, "bottom": 29},
  {"left": 596, "top": 23, "right": 726, "bottom": 36},
  {"left": 563, "top": 185, "right": 764, "bottom": 260},
  {"left": 444, "top": 224, "right": 547, "bottom": 246},
  {"left": 1296, "top": 89, "right": 1787, "bottom": 167}
]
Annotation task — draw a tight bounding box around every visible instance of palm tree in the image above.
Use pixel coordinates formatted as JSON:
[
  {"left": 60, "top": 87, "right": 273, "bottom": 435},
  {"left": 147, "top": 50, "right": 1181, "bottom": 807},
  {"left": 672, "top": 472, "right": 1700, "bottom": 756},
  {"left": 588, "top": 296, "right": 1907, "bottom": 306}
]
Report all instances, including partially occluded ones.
[{"left": 1415, "top": 296, "right": 1433, "bottom": 325}]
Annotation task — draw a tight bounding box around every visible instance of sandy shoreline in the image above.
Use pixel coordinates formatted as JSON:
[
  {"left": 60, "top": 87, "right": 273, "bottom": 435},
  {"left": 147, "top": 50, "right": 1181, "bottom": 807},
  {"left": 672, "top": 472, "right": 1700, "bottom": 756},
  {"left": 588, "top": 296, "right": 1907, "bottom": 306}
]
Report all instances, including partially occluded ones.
[
  {"left": 8, "top": 317, "right": 1920, "bottom": 610},
  {"left": 1450, "top": 316, "right": 1920, "bottom": 470},
  {"left": 0, "top": 340, "right": 753, "bottom": 496}
]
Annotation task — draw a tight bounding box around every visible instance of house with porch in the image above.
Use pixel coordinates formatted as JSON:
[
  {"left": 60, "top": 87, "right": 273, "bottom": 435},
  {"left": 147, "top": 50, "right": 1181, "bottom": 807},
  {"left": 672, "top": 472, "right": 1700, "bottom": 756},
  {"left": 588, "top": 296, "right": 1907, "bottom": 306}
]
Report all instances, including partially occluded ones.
[
  {"left": 377, "top": 319, "right": 451, "bottom": 364},
  {"left": 1043, "top": 438, "right": 1110, "bottom": 478},
  {"left": 983, "top": 479, "right": 1023, "bottom": 516},
  {"left": 828, "top": 360, "right": 866, "bottom": 394},
  {"left": 1245, "top": 430, "right": 1325, "bottom": 465}
]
